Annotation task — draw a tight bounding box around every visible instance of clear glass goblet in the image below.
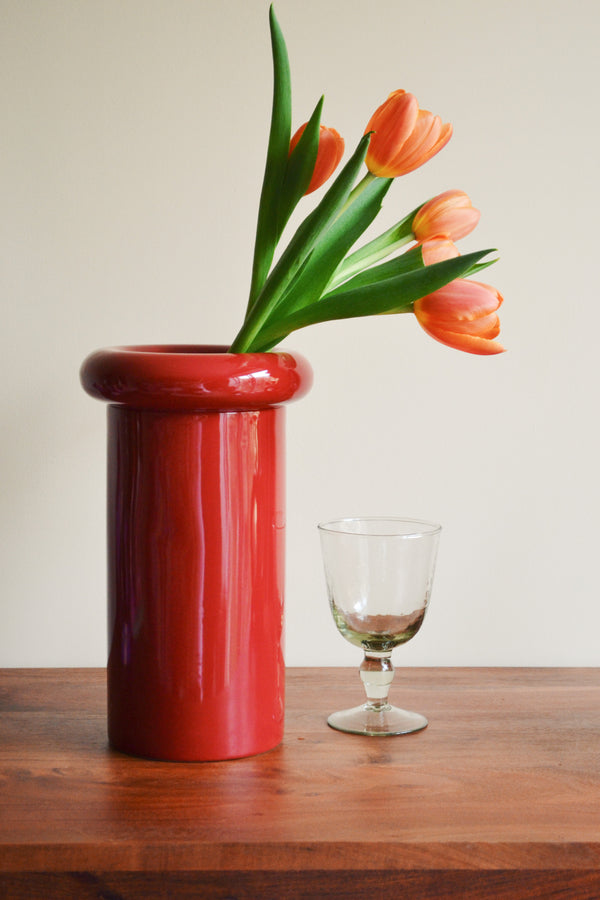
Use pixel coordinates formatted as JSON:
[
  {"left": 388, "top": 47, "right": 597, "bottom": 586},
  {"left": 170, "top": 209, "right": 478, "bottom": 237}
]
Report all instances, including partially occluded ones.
[{"left": 318, "top": 517, "right": 441, "bottom": 736}]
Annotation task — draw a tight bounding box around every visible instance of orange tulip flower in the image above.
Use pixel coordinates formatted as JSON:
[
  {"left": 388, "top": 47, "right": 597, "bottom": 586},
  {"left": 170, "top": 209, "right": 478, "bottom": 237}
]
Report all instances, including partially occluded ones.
[
  {"left": 364, "top": 89, "right": 452, "bottom": 178},
  {"left": 413, "top": 279, "right": 505, "bottom": 355},
  {"left": 289, "top": 123, "right": 345, "bottom": 194},
  {"left": 419, "top": 236, "right": 460, "bottom": 266},
  {"left": 413, "top": 190, "right": 480, "bottom": 242}
]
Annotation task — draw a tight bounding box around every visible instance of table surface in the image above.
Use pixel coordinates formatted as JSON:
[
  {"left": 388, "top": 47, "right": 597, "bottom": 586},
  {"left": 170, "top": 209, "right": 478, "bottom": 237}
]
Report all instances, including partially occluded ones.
[{"left": 2, "top": 667, "right": 600, "bottom": 899}]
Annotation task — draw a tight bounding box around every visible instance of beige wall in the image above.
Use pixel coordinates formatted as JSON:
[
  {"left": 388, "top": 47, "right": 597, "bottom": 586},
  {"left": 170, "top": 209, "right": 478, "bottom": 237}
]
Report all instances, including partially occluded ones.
[{"left": 2, "top": 0, "right": 599, "bottom": 665}]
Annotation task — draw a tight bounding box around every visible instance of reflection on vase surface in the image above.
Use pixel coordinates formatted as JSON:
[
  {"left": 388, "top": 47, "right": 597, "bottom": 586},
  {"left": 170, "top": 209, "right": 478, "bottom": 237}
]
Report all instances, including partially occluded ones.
[{"left": 108, "top": 405, "right": 285, "bottom": 761}]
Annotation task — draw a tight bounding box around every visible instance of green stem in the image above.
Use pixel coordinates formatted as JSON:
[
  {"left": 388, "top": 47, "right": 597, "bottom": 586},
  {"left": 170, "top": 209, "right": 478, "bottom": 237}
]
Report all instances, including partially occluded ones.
[
  {"left": 328, "top": 232, "right": 413, "bottom": 290},
  {"left": 328, "top": 211, "right": 417, "bottom": 290},
  {"left": 338, "top": 172, "right": 377, "bottom": 215},
  {"left": 230, "top": 289, "right": 279, "bottom": 352}
]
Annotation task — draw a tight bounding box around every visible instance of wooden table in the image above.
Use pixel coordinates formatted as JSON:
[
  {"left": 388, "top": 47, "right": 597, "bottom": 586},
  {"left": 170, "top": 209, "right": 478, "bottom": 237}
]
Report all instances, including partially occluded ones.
[{"left": 1, "top": 668, "right": 600, "bottom": 898}]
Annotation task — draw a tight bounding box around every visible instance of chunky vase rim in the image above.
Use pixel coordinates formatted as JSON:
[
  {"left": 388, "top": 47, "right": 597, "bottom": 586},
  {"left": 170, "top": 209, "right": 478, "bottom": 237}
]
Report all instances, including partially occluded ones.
[
  {"left": 106, "top": 343, "right": 277, "bottom": 357},
  {"left": 80, "top": 344, "right": 313, "bottom": 411}
]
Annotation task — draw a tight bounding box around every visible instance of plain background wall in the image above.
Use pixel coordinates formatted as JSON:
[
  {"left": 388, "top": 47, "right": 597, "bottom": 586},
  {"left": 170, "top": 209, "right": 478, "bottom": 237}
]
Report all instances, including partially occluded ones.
[{"left": 2, "top": 0, "right": 599, "bottom": 668}]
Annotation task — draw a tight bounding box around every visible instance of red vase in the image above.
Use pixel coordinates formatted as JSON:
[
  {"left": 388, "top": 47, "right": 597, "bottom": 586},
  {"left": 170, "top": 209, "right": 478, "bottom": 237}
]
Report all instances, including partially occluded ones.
[{"left": 80, "top": 345, "right": 312, "bottom": 761}]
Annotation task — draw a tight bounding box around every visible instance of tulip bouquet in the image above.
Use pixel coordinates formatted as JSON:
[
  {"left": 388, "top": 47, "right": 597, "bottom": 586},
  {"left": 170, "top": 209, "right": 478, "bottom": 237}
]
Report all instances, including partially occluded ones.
[{"left": 228, "top": 7, "right": 503, "bottom": 356}]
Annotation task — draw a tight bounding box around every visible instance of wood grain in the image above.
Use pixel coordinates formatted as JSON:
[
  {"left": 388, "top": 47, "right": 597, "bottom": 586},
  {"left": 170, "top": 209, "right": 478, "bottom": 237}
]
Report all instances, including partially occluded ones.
[{"left": 1, "top": 667, "right": 600, "bottom": 898}]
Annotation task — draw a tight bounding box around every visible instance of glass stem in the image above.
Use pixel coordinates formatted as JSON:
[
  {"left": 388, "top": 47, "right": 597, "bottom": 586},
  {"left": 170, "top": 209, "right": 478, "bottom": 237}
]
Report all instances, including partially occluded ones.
[{"left": 360, "top": 651, "right": 394, "bottom": 711}]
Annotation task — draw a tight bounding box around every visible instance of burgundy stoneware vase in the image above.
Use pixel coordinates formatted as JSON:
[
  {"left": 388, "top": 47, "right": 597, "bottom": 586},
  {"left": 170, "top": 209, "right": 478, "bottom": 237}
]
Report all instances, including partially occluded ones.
[{"left": 80, "top": 345, "right": 312, "bottom": 761}]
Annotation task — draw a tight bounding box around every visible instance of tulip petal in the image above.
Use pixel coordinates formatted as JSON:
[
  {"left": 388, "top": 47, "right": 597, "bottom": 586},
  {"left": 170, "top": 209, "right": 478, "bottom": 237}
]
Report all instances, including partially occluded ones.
[
  {"left": 364, "top": 90, "right": 452, "bottom": 178},
  {"left": 390, "top": 111, "right": 439, "bottom": 168},
  {"left": 420, "top": 236, "right": 460, "bottom": 265},
  {"left": 413, "top": 190, "right": 480, "bottom": 241},
  {"left": 366, "top": 91, "right": 418, "bottom": 145},
  {"left": 450, "top": 312, "right": 501, "bottom": 338},
  {"left": 413, "top": 278, "right": 504, "bottom": 354},
  {"left": 415, "top": 280, "right": 502, "bottom": 321},
  {"left": 365, "top": 91, "right": 419, "bottom": 177},
  {"left": 305, "top": 126, "right": 345, "bottom": 193},
  {"left": 394, "top": 116, "right": 452, "bottom": 175},
  {"left": 417, "top": 323, "right": 506, "bottom": 355}
]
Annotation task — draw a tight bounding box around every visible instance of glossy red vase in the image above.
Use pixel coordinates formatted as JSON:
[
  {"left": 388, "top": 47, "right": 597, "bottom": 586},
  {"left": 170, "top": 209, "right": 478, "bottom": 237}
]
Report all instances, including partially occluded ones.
[{"left": 80, "top": 345, "right": 312, "bottom": 761}]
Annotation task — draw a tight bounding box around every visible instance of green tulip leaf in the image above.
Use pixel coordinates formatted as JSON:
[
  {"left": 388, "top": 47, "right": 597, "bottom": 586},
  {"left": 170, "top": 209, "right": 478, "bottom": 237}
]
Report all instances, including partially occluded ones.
[
  {"left": 229, "top": 132, "right": 372, "bottom": 352},
  {"left": 246, "top": 5, "right": 292, "bottom": 311},
  {"left": 275, "top": 175, "right": 393, "bottom": 316},
  {"left": 459, "top": 258, "right": 500, "bottom": 278},
  {"left": 248, "top": 249, "right": 496, "bottom": 348},
  {"left": 277, "top": 97, "right": 323, "bottom": 235},
  {"left": 328, "top": 243, "right": 425, "bottom": 294},
  {"left": 328, "top": 204, "right": 421, "bottom": 289}
]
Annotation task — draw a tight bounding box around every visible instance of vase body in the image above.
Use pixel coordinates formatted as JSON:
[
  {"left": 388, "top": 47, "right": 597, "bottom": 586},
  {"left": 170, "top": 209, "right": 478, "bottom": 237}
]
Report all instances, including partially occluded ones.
[{"left": 80, "top": 345, "right": 312, "bottom": 761}]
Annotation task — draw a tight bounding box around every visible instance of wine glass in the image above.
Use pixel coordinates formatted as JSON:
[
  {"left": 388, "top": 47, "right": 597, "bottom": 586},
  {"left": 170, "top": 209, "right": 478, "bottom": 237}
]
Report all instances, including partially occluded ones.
[{"left": 318, "top": 517, "right": 441, "bottom": 736}]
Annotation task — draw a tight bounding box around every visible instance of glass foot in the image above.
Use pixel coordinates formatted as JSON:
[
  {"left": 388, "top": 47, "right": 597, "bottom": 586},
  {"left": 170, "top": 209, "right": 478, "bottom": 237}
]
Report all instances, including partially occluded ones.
[{"left": 327, "top": 703, "right": 428, "bottom": 736}]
